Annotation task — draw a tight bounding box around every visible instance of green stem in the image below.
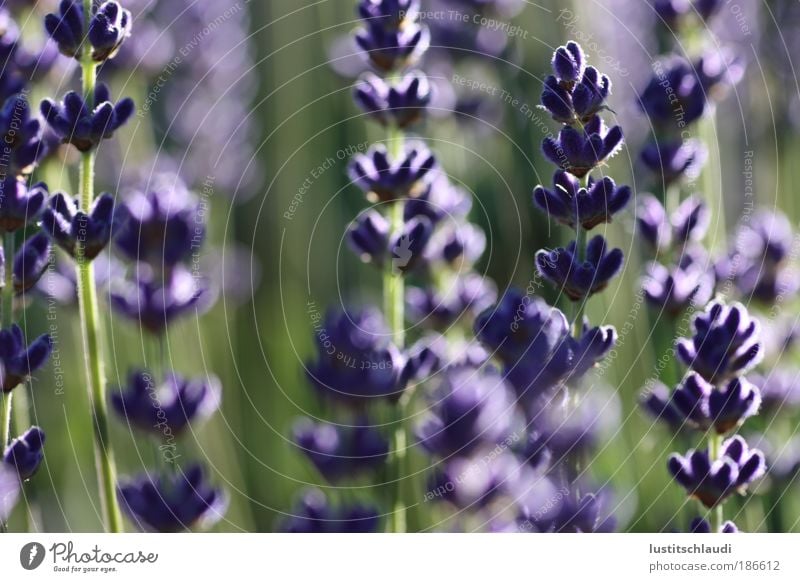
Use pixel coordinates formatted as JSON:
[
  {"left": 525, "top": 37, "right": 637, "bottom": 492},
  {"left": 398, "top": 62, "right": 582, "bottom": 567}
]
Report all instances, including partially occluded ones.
[
  {"left": 571, "top": 215, "right": 587, "bottom": 337},
  {"left": 708, "top": 432, "right": 723, "bottom": 532},
  {"left": 74, "top": 3, "right": 122, "bottom": 532},
  {"left": 1, "top": 232, "right": 15, "bottom": 449}
]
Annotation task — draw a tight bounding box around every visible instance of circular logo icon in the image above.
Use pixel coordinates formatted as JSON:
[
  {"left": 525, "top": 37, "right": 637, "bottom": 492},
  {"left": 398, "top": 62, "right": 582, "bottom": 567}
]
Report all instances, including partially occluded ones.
[{"left": 20, "top": 542, "right": 46, "bottom": 570}]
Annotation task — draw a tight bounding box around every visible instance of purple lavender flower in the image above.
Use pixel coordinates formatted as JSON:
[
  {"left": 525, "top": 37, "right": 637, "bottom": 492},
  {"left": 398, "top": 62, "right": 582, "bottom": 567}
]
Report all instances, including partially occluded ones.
[
  {"left": 347, "top": 210, "right": 389, "bottom": 264},
  {"left": 348, "top": 142, "right": 436, "bottom": 202},
  {"left": 0, "top": 464, "right": 20, "bottom": 523},
  {"left": 690, "top": 517, "right": 738, "bottom": 533},
  {"left": 109, "top": 265, "right": 208, "bottom": 334},
  {"left": 404, "top": 176, "right": 471, "bottom": 225},
  {"left": 354, "top": 71, "right": 432, "bottom": 128},
  {"left": 542, "top": 115, "right": 624, "bottom": 178},
  {"left": 0, "top": 324, "right": 51, "bottom": 393},
  {"left": 640, "top": 139, "right": 707, "bottom": 185},
  {"left": 551, "top": 41, "right": 585, "bottom": 85},
  {"left": 40, "top": 83, "right": 134, "bottom": 152},
  {"left": 3, "top": 426, "right": 45, "bottom": 480},
  {"left": 750, "top": 370, "right": 800, "bottom": 414},
  {"left": 423, "top": 222, "right": 486, "bottom": 267},
  {"left": 292, "top": 418, "right": 389, "bottom": 482},
  {"left": 406, "top": 273, "right": 496, "bottom": 329},
  {"left": 416, "top": 365, "right": 515, "bottom": 458},
  {"left": 642, "top": 260, "right": 713, "bottom": 316},
  {"left": 87, "top": 1, "right": 132, "bottom": 61},
  {"left": 426, "top": 455, "right": 507, "bottom": 509},
  {"left": 117, "top": 464, "right": 227, "bottom": 532},
  {"left": 41, "top": 192, "right": 118, "bottom": 260},
  {"left": 675, "top": 300, "right": 763, "bottom": 383},
  {"left": 668, "top": 435, "right": 766, "bottom": 507},
  {"left": 44, "top": 0, "right": 84, "bottom": 58},
  {"left": 694, "top": 0, "right": 724, "bottom": 20},
  {"left": 533, "top": 170, "right": 630, "bottom": 230},
  {"left": 355, "top": 20, "right": 429, "bottom": 73},
  {"left": 654, "top": 0, "right": 691, "bottom": 24},
  {"left": 638, "top": 57, "right": 707, "bottom": 126},
  {"left": 535, "top": 235, "right": 624, "bottom": 301},
  {"left": 357, "top": 0, "right": 420, "bottom": 29},
  {"left": 541, "top": 43, "right": 612, "bottom": 125},
  {"left": 0, "top": 94, "right": 46, "bottom": 176},
  {"left": 0, "top": 179, "right": 47, "bottom": 232},
  {"left": 279, "top": 488, "right": 379, "bottom": 533},
  {"left": 13, "top": 232, "right": 51, "bottom": 293},
  {"left": 110, "top": 370, "right": 221, "bottom": 438}
]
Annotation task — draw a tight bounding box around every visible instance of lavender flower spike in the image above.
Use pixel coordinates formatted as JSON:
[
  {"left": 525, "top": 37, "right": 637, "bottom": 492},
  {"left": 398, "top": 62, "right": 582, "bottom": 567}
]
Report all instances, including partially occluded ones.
[
  {"left": 348, "top": 142, "right": 436, "bottom": 202},
  {"left": 533, "top": 170, "right": 630, "bottom": 230},
  {"left": 0, "top": 324, "right": 51, "bottom": 393},
  {"left": 13, "top": 232, "right": 51, "bottom": 293},
  {"left": 0, "top": 178, "right": 47, "bottom": 233},
  {"left": 41, "top": 192, "right": 119, "bottom": 261},
  {"left": 542, "top": 115, "right": 623, "bottom": 178},
  {"left": 3, "top": 426, "right": 45, "bottom": 480},
  {"left": 535, "top": 235, "right": 624, "bottom": 301}
]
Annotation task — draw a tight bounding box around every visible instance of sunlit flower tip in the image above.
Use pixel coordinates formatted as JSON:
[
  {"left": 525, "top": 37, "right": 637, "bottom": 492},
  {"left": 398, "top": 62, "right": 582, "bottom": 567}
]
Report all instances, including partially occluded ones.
[
  {"left": 0, "top": 324, "right": 51, "bottom": 393},
  {"left": 292, "top": 418, "right": 388, "bottom": 483},
  {"left": 416, "top": 365, "right": 515, "bottom": 458},
  {"left": 347, "top": 210, "right": 389, "bottom": 264},
  {"left": 117, "top": 464, "right": 227, "bottom": 532},
  {"left": 406, "top": 273, "right": 497, "bottom": 329},
  {"left": 354, "top": 70, "right": 432, "bottom": 128},
  {"left": 44, "top": 0, "right": 84, "bottom": 58},
  {"left": 640, "top": 139, "right": 707, "bottom": 185},
  {"left": 3, "top": 426, "right": 45, "bottom": 480},
  {"left": 109, "top": 265, "right": 208, "bottom": 334},
  {"left": 533, "top": 170, "right": 630, "bottom": 230},
  {"left": 0, "top": 179, "right": 47, "bottom": 233},
  {"left": 115, "top": 188, "right": 203, "bottom": 266},
  {"left": 551, "top": 41, "right": 585, "bottom": 85},
  {"left": 0, "top": 94, "right": 46, "bottom": 175},
  {"left": 668, "top": 435, "right": 766, "bottom": 507},
  {"left": 111, "top": 370, "right": 222, "bottom": 437},
  {"left": 676, "top": 300, "right": 763, "bottom": 383},
  {"left": 542, "top": 116, "right": 623, "bottom": 177},
  {"left": 348, "top": 142, "right": 436, "bottom": 202},
  {"left": 642, "top": 261, "right": 713, "bottom": 316},
  {"left": 689, "top": 517, "right": 738, "bottom": 533},
  {"left": 40, "top": 83, "right": 134, "bottom": 152},
  {"left": 41, "top": 191, "right": 118, "bottom": 261},
  {"left": 535, "top": 235, "right": 624, "bottom": 301},
  {"left": 354, "top": 21, "right": 430, "bottom": 73},
  {"left": 279, "top": 488, "right": 380, "bottom": 533},
  {"left": 88, "top": 1, "right": 132, "bottom": 62},
  {"left": 13, "top": 232, "right": 51, "bottom": 294}
]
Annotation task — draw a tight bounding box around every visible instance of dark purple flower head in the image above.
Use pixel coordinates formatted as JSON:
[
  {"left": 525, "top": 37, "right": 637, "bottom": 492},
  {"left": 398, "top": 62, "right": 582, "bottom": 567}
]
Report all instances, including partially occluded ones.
[
  {"left": 348, "top": 142, "right": 436, "bottom": 202},
  {"left": 355, "top": 21, "right": 429, "bottom": 73},
  {"left": 357, "top": 0, "right": 420, "bottom": 29},
  {"left": 87, "top": 1, "right": 132, "bottom": 61},
  {"left": 117, "top": 464, "right": 227, "bottom": 532},
  {"left": 354, "top": 70, "right": 432, "bottom": 128},
  {"left": 642, "top": 260, "right": 713, "bottom": 316},
  {"left": 391, "top": 215, "right": 434, "bottom": 273},
  {"left": 115, "top": 186, "right": 203, "bottom": 267},
  {"left": 347, "top": 209, "right": 389, "bottom": 265},
  {"left": 735, "top": 210, "right": 794, "bottom": 265},
  {"left": 637, "top": 194, "right": 671, "bottom": 251},
  {"left": 694, "top": 0, "right": 724, "bottom": 20},
  {"left": 41, "top": 191, "right": 118, "bottom": 261},
  {"left": 293, "top": 418, "right": 388, "bottom": 483},
  {"left": 641, "top": 138, "right": 707, "bottom": 185},
  {"left": 423, "top": 221, "right": 486, "bottom": 267},
  {"left": 638, "top": 57, "right": 707, "bottom": 126},
  {"left": 0, "top": 94, "right": 46, "bottom": 175},
  {"left": 40, "top": 83, "right": 134, "bottom": 152},
  {"left": 416, "top": 365, "right": 515, "bottom": 458},
  {"left": 654, "top": 0, "right": 691, "bottom": 23},
  {"left": 523, "top": 489, "right": 616, "bottom": 533},
  {"left": 111, "top": 370, "right": 221, "bottom": 438},
  {"left": 279, "top": 488, "right": 379, "bottom": 533},
  {"left": 542, "top": 61, "right": 612, "bottom": 125},
  {"left": 44, "top": 0, "right": 84, "bottom": 58},
  {"left": 306, "top": 307, "right": 409, "bottom": 406},
  {"left": 551, "top": 41, "right": 585, "bottom": 85},
  {"left": 406, "top": 273, "right": 497, "bottom": 329},
  {"left": 3, "top": 426, "right": 45, "bottom": 480},
  {"left": 426, "top": 455, "right": 508, "bottom": 509},
  {"left": 533, "top": 170, "right": 630, "bottom": 230},
  {"left": 668, "top": 435, "right": 766, "bottom": 507},
  {"left": 109, "top": 265, "right": 209, "bottom": 334},
  {"left": 641, "top": 381, "right": 685, "bottom": 430},
  {"left": 542, "top": 115, "right": 624, "bottom": 178},
  {"left": 690, "top": 517, "right": 738, "bottom": 533},
  {"left": 676, "top": 300, "right": 763, "bottom": 383},
  {"left": 0, "top": 178, "right": 47, "bottom": 233},
  {"left": 672, "top": 196, "right": 710, "bottom": 245},
  {"left": 0, "top": 324, "right": 51, "bottom": 393},
  {"left": 404, "top": 175, "right": 472, "bottom": 225},
  {"left": 535, "top": 235, "right": 624, "bottom": 301},
  {"left": 13, "top": 232, "right": 51, "bottom": 294}
]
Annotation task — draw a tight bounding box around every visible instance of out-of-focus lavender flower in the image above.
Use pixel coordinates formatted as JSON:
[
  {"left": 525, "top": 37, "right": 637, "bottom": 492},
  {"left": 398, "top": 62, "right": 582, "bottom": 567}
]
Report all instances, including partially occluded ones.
[
  {"left": 690, "top": 517, "right": 738, "bottom": 533},
  {"left": 306, "top": 307, "right": 409, "bottom": 406},
  {"left": 3, "top": 426, "right": 45, "bottom": 480},
  {"left": 533, "top": 170, "right": 630, "bottom": 230},
  {"left": 422, "top": 222, "right": 486, "bottom": 268},
  {"left": 390, "top": 216, "right": 434, "bottom": 273},
  {"left": 641, "top": 381, "right": 686, "bottom": 430},
  {"left": 279, "top": 488, "right": 379, "bottom": 533},
  {"left": 0, "top": 179, "right": 47, "bottom": 233},
  {"left": 13, "top": 232, "right": 51, "bottom": 293},
  {"left": 640, "top": 139, "right": 707, "bottom": 185},
  {"left": 676, "top": 300, "right": 763, "bottom": 383},
  {"left": 426, "top": 455, "right": 507, "bottom": 509},
  {"left": 668, "top": 435, "right": 766, "bottom": 507},
  {"left": 750, "top": 370, "right": 800, "bottom": 414},
  {"left": 0, "top": 324, "right": 51, "bottom": 393},
  {"left": 41, "top": 192, "right": 117, "bottom": 260},
  {"left": 654, "top": 0, "right": 691, "bottom": 24},
  {"left": 542, "top": 115, "right": 624, "bottom": 178},
  {"left": 110, "top": 370, "right": 221, "bottom": 438},
  {"left": 115, "top": 187, "right": 203, "bottom": 267},
  {"left": 642, "top": 260, "right": 713, "bottom": 316},
  {"left": 535, "top": 235, "right": 624, "bottom": 301},
  {"left": 348, "top": 143, "right": 436, "bottom": 202},
  {"left": 347, "top": 210, "right": 389, "bottom": 264},
  {"left": 520, "top": 489, "right": 616, "bottom": 533},
  {"left": 638, "top": 57, "right": 707, "bottom": 126},
  {"left": 355, "top": 16, "right": 429, "bottom": 73},
  {"left": 406, "top": 273, "right": 496, "bottom": 329},
  {"left": 354, "top": 71, "right": 432, "bottom": 128},
  {"left": 109, "top": 265, "right": 208, "bottom": 334},
  {"left": 35, "top": 252, "right": 123, "bottom": 306},
  {"left": 637, "top": 195, "right": 710, "bottom": 254},
  {"left": 416, "top": 365, "right": 515, "bottom": 458},
  {"left": 0, "top": 94, "right": 46, "bottom": 175},
  {"left": 292, "top": 418, "right": 388, "bottom": 482},
  {"left": 117, "top": 464, "right": 227, "bottom": 532},
  {"left": 0, "top": 464, "right": 20, "bottom": 523},
  {"left": 404, "top": 176, "right": 471, "bottom": 225},
  {"left": 40, "top": 83, "right": 134, "bottom": 152}
]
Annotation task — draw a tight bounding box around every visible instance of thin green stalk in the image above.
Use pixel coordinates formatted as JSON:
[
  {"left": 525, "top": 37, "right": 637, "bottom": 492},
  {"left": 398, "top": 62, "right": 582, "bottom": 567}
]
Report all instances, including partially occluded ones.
[
  {"left": 1, "top": 232, "right": 16, "bottom": 449},
  {"left": 74, "top": 0, "right": 122, "bottom": 532},
  {"left": 708, "top": 432, "right": 723, "bottom": 531}
]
